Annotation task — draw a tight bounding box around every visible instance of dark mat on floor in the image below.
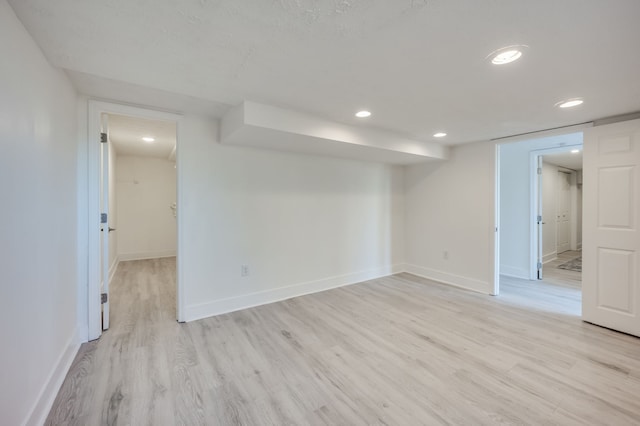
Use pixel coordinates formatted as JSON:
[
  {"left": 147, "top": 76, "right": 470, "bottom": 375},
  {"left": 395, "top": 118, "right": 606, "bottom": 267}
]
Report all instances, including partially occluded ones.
[{"left": 557, "top": 256, "right": 582, "bottom": 272}]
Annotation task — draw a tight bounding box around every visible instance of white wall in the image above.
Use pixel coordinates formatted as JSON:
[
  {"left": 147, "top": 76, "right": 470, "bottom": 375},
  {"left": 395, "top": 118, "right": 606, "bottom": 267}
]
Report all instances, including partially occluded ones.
[
  {"left": 498, "top": 132, "right": 583, "bottom": 279},
  {"left": 179, "top": 116, "right": 404, "bottom": 320},
  {"left": 404, "top": 141, "right": 497, "bottom": 294},
  {"left": 541, "top": 162, "right": 583, "bottom": 262},
  {"left": 0, "top": 2, "right": 79, "bottom": 425},
  {"left": 116, "top": 156, "right": 176, "bottom": 260}
]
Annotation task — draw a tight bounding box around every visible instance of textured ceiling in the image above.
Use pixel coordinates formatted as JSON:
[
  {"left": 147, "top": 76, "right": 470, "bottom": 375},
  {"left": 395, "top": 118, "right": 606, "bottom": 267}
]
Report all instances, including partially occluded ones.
[
  {"left": 108, "top": 114, "right": 176, "bottom": 159},
  {"left": 9, "top": 0, "right": 640, "bottom": 145}
]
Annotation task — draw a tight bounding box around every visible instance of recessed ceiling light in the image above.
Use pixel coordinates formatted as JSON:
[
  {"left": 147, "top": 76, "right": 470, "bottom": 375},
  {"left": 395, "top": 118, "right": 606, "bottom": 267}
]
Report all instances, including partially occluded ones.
[
  {"left": 142, "top": 136, "right": 155, "bottom": 142},
  {"left": 355, "top": 110, "right": 371, "bottom": 118},
  {"left": 487, "top": 45, "right": 528, "bottom": 65},
  {"left": 433, "top": 132, "right": 447, "bottom": 138},
  {"left": 556, "top": 98, "right": 584, "bottom": 108},
  {"left": 571, "top": 149, "right": 580, "bottom": 154}
]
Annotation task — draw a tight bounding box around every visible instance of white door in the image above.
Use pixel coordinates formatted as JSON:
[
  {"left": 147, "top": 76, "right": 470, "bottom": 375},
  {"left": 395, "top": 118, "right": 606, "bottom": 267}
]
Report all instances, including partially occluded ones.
[
  {"left": 583, "top": 119, "right": 640, "bottom": 337},
  {"left": 536, "top": 156, "right": 544, "bottom": 279},
  {"left": 556, "top": 171, "right": 571, "bottom": 254},
  {"left": 100, "top": 114, "right": 111, "bottom": 330}
]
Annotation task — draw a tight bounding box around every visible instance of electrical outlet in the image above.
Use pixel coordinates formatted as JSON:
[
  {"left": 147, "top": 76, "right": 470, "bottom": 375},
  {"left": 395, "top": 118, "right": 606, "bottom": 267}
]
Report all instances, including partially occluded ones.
[
  {"left": 443, "top": 250, "right": 449, "bottom": 260},
  {"left": 241, "top": 264, "right": 249, "bottom": 277}
]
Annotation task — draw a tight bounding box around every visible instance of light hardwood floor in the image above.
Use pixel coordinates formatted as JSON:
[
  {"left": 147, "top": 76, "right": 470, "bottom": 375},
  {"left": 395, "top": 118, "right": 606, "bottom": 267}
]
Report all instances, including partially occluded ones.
[
  {"left": 542, "top": 250, "right": 582, "bottom": 289},
  {"left": 47, "top": 257, "right": 640, "bottom": 425}
]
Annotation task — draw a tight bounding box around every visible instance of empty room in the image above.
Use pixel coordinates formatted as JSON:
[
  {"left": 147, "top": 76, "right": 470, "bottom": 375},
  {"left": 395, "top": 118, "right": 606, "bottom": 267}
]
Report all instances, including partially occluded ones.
[{"left": 2, "top": 1, "right": 640, "bottom": 425}]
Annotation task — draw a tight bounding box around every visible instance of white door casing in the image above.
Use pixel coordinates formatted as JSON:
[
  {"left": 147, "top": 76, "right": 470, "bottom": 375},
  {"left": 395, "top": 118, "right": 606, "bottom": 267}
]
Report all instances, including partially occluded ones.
[
  {"left": 100, "top": 114, "right": 111, "bottom": 330},
  {"left": 87, "top": 101, "right": 184, "bottom": 341},
  {"left": 583, "top": 118, "right": 640, "bottom": 337},
  {"left": 537, "top": 156, "right": 544, "bottom": 279}
]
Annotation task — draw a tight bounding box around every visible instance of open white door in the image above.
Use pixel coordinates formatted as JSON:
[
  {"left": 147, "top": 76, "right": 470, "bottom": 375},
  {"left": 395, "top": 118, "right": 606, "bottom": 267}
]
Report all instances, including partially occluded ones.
[
  {"left": 583, "top": 118, "right": 640, "bottom": 336},
  {"left": 100, "top": 114, "right": 111, "bottom": 330},
  {"left": 536, "top": 155, "right": 544, "bottom": 279}
]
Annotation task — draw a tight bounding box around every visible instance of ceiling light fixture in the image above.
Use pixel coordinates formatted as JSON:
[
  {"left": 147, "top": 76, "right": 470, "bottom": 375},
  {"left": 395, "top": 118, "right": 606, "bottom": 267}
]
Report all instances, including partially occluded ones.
[
  {"left": 355, "top": 110, "right": 371, "bottom": 118},
  {"left": 571, "top": 149, "right": 580, "bottom": 154},
  {"left": 556, "top": 98, "right": 584, "bottom": 108},
  {"left": 487, "top": 45, "right": 528, "bottom": 65},
  {"left": 142, "top": 136, "right": 155, "bottom": 142},
  {"left": 433, "top": 132, "right": 447, "bottom": 138}
]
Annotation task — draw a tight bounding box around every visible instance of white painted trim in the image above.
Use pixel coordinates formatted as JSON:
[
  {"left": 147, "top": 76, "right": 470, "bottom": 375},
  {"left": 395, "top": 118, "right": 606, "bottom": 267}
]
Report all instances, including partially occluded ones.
[
  {"left": 403, "top": 264, "right": 491, "bottom": 294},
  {"left": 530, "top": 153, "right": 541, "bottom": 280},
  {"left": 24, "top": 328, "right": 80, "bottom": 426},
  {"left": 118, "top": 251, "right": 177, "bottom": 261},
  {"left": 86, "top": 100, "right": 184, "bottom": 340},
  {"left": 185, "top": 264, "right": 403, "bottom": 322},
  {"left": 529, "top": 143, "right": 583, "bottom": 282},
  {"left": 87, "top": 100, "right": 101, "bottom": 341},
  {"left": 499, "top": 265, "right": 529, "bottom": 279},
  {"left": 76, "top": 96, "right": 90, "bottom": 345},
  {"left": 493, "top": 144, "right": 500, "bottom": 295},
  {"left": 175, "top": 120, "right": 186, "bottom": 322},
  {"left": 543, "top": 251, "right": 558, "bottom": 264}
]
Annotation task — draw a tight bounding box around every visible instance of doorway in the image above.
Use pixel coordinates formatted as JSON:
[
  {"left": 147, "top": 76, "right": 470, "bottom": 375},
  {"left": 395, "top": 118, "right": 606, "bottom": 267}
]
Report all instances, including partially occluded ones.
[
  {"left": 533, "top": 148, "right": 583, "bottom": 285},
  {"left": 107, "top": 113, "right": 177, "bottom": 263},
  {"left": 496, "top": 129, "right": 585, "bottom": 308},
  {"left": 87, "top": 101, "right": 183, "bottom": 341}
]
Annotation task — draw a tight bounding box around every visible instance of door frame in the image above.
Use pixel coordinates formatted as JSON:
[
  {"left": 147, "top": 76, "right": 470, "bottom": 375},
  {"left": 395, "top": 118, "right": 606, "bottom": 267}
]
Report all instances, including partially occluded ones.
[
  {"left": 86, "top": 100, "right": 184, "bottom": 340},
  {"left": 529, "top": 145, "right": 582, "bottom": 280},
  {"left": 494, "top": 122, "right": 591, "bottom": 296}
]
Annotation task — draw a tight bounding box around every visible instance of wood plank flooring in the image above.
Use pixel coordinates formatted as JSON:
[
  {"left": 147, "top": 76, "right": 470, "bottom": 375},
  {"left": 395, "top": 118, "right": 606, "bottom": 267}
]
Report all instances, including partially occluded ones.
[
  {"left": 46, "top": 257, "right": 640, "bottom": 425},
  {"left": 543, "top": 250, "right": 582, "bottom": 289}
]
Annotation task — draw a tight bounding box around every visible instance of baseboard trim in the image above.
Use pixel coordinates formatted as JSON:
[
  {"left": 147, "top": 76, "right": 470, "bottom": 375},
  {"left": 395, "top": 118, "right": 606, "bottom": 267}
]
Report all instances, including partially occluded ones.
[
  {"left": 402, "top": 264, "right": 491, "bottom": 294},
  {"left": 543, "top": 251, "right": 557, "bottom": 264},
  {"left": 185, "top": 264, "right": 404, "bottom": 322},
  {"left": 499, "top": 265, "right": 529, "bottom": 280},
  {"left": 118, "top": 250, "right": 176, "bottom": 261},
  {"left": 25, "top": 327, "right": 80, "bottom": 426}
]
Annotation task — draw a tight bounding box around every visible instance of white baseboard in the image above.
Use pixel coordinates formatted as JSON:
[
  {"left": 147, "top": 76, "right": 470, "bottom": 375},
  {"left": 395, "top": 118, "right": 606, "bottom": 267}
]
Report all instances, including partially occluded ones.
[
  {"left": 543, "top": 251, "right": 557, "bottom": 264},
  {"left": 499, "top": 265, "right": 529, "bottom": 279},
  {"left": 25, "top": 327, "right": 81, "bottom": 426},
  {"left": 185, "top": 264, "right": 403, "bottom": 322},
  {"left": 118, "top": 250, "right": 176, "bottom": 261},
  {"left": 402, "top": 263, "right": 491, "bottom": 294}
]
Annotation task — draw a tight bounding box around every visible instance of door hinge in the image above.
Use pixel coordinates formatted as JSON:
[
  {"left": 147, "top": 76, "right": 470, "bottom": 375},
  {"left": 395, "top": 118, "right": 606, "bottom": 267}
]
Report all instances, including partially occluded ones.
[
  {"left": 537, "top": 167, "right": 542, "bottom": 175},
  {"left": 101, "top": 293, "right": 108, "bottom": 304},
  {"left": 537, "top": 215, "right": 542, "bottom": 223},
  {"left": 100, "top": 132, "right": 107, "bottom": 143},
  {"left": 537, "top": 262, "right": 542, "bottom": 270},
  {"left": 101, "top": 213, "right": 107, "bottom": 224}
]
